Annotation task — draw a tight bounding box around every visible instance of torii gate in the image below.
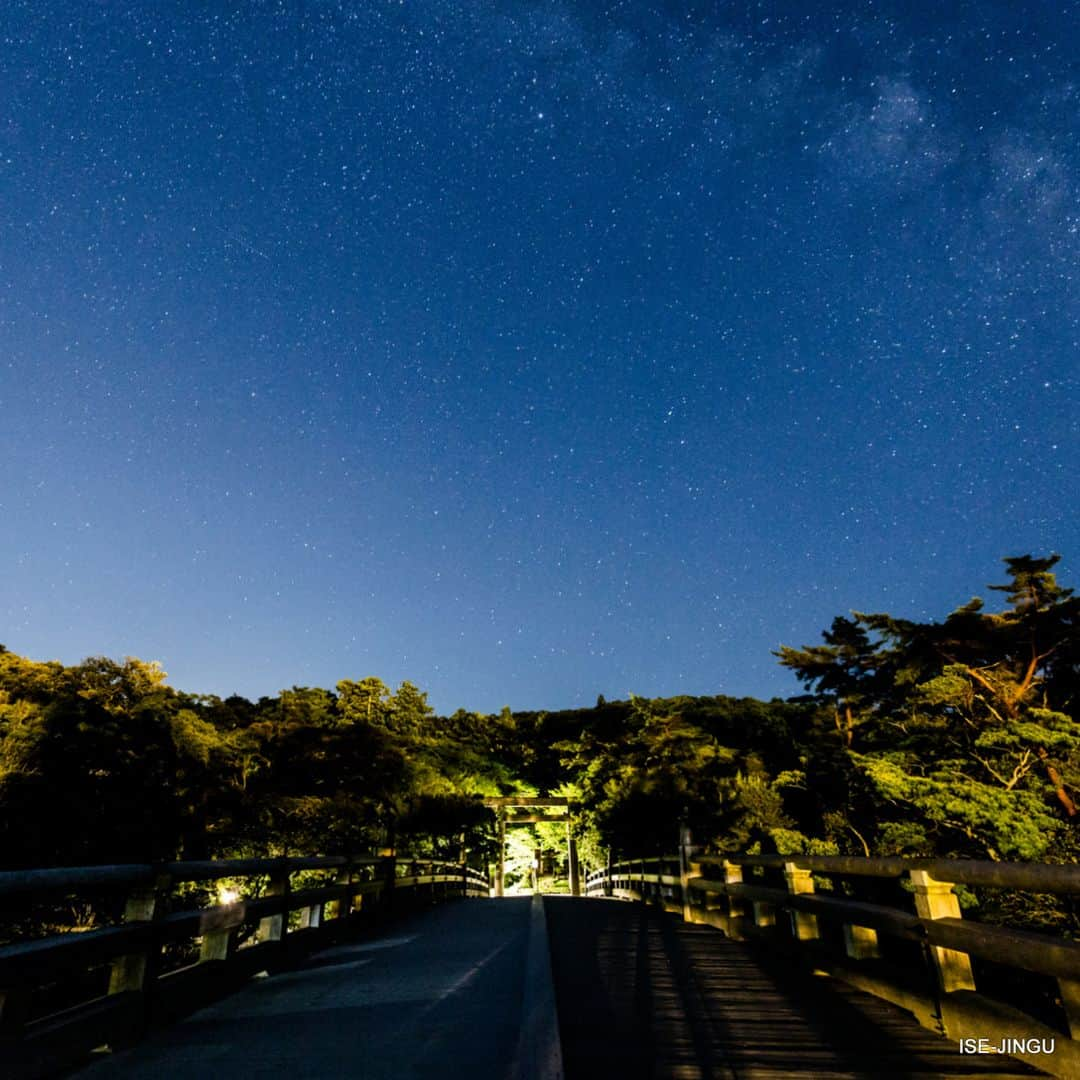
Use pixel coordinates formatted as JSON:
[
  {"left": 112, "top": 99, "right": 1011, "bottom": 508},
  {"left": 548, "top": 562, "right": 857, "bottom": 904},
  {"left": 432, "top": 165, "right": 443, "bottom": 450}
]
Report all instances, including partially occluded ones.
[{"left": 483, "top": 796, "right": 580, "bottom": 897}]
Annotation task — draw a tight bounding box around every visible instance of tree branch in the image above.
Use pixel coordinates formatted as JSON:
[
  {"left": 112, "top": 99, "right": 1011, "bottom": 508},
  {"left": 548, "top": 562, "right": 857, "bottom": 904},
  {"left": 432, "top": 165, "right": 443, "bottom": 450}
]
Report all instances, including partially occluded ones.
[{"left": 1038, "top": 747, "right": 1078, "bottom": 817}]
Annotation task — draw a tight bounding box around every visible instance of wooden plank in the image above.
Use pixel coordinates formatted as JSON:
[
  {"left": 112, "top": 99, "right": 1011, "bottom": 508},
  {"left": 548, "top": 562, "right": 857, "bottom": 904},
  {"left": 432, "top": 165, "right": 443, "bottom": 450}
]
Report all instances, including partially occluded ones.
[{"left": 544, "top": 897, "right": 1042, "bottom": 1079}]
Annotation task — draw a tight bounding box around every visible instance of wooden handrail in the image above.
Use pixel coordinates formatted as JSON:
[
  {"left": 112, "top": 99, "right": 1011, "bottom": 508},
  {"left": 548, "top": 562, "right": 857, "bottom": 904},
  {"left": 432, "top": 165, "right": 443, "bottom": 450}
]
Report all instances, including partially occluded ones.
[
  {"left": 586, "top": 851, "right": 1080, "bottom": 1078},
  {"left": 0, "top": 865, "right": 161, "bottom": 897},
  {"left": 695, "top": 853, "right": 1080, "bottom": 893},
  {"left": 0, "top": 852, "right": 490, "bottom": 1078},
  {"left": 925, "top": 917, "right": 1080, "bottom": 982},
  {"left": 0, "top": 855, "right": 400, "bottom": 898}
]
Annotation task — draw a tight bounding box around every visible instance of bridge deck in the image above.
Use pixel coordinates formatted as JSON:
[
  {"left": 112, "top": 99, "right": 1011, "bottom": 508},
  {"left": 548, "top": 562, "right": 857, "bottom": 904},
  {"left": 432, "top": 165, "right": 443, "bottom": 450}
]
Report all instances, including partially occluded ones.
[
  {"left": 68, "top": 896, "right": 1045, "bottom": 1079},
  {"left": 74, "top": 898, "right": 532, "bottom": 1079},
  {"left": 545, "top": 897, "right": 1042, "bottom": 1079}
]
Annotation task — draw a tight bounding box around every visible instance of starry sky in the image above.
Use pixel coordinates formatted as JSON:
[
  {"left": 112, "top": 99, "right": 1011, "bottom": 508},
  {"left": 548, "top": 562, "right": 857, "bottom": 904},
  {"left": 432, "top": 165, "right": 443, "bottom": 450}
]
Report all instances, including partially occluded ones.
[{"left": 2, "top": 1, "right": 1077, "bottom": 714}]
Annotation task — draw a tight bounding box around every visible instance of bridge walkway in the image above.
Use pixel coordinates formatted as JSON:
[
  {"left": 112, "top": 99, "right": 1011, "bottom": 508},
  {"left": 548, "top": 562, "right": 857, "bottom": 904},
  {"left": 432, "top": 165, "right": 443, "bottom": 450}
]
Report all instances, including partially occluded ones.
[
  {"left": 546, "top": 897, "right": 1041, "bottom": 1079},
  {"left": 71, "top": 896, "right": 1042, "bottom": 1079},
  {"left": 74, "top": 897, "right": 532, "bottom": 1079}
]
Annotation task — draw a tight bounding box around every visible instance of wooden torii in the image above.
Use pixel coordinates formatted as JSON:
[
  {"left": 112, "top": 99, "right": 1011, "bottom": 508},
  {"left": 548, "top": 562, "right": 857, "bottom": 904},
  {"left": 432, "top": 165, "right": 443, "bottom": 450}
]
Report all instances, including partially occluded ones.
[{"left": 482, "top": 796, "right": 580, "bottom": 897}]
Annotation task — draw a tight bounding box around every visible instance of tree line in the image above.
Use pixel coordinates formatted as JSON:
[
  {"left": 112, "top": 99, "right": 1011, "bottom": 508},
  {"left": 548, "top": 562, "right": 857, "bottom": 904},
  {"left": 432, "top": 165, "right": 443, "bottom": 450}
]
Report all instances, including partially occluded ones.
[
  {"left": 0, "top": 664, "right": 514, "bottom": 869},
  {"left": 548, "top": 556, "right": 1078, "bottom": 880},
  {"left": 1, "top": 554, "right": 1076, "bottom": 894}
]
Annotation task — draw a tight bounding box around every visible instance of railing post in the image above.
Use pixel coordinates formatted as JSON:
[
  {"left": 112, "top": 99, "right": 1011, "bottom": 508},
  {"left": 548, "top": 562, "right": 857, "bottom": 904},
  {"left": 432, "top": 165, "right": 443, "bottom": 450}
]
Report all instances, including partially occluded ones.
[
  {"left": 108, "top": 870, "right": 170, "bottom": 996},
  {"left": 334, "top": 860, "right": 354, "bottom": 920},
  {"left": 108, "top": 868, "right": 170, "bottom": 1042},
  {"left": 909, "top": 869, "right": 976, "bottom": 993},
  {"left": 741, "top": 862, "right": 774, "bottom": 930},
  {"left": 199, "top": 916, "right": 237, "bottom": 963},
  {"left": 843, "top": 923, "right": 881, "bottom": 960},
  {"left": 722, "top": 860, "right": 745, "bottom": 920},
  {"left": 604, "top": 849, "right": 613, "bottom": 897},
  {"left": 783, "top": 862, "right": 820, "bottom": 941},
  {"left": 257, "top": 860, "right": 290, "bottom": 944},
  {"left": 678, "top": 825, "right": 694, "bottom": 922},
  {"left": 298, "top": 901, "right": 321, "bottom": 929},
  {"left": 752, "top": 887, "right": 776, "bottom": 929},
  {"left": 699, "top": 859, "right": 745, "bottom": 937}
]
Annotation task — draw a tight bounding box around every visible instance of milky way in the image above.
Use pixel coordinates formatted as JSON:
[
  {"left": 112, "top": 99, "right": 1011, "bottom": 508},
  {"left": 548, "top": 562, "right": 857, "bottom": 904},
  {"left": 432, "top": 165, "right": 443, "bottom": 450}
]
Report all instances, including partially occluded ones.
[{"left": 2, "top": 2, "right": 1077, "bottom": 712}]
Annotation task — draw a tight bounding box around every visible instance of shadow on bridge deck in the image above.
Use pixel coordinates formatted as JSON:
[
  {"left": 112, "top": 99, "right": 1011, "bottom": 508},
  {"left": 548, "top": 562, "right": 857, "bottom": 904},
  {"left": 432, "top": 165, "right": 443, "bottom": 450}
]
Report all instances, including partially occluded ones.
[{"left": 544, "top": 897, "right": 1044, "bottom": 1080}]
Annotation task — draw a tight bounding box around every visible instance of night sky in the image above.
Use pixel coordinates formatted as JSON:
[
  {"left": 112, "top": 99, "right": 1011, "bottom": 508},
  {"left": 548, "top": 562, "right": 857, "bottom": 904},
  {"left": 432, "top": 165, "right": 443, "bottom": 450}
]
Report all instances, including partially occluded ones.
[{"left": 3, "top": 1, "right": 1077, "bottom": 714}]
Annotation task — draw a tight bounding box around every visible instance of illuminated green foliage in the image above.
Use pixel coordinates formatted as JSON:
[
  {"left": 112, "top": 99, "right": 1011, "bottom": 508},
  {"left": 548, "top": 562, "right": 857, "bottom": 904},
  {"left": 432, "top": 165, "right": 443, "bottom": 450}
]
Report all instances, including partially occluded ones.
[
  {"left": 0, "top": 553, "right": 1074, "bottom": 879},
  {"left": 778, "top": 554, "right": 1079, "bottom": 861}
]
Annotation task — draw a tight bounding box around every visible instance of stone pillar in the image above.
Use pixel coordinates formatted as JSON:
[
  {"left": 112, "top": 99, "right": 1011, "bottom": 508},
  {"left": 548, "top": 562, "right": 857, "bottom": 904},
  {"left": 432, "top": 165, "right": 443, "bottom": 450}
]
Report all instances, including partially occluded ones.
[{"left": 909, "top": 869, "right": 976, "bottom": 993}]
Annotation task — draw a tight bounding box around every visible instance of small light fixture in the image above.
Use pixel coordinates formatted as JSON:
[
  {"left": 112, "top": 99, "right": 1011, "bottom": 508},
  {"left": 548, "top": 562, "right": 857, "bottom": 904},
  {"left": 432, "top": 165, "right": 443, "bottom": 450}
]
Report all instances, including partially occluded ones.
[{"left": 217, "top": 885, "right": 240, "bottom": 906}]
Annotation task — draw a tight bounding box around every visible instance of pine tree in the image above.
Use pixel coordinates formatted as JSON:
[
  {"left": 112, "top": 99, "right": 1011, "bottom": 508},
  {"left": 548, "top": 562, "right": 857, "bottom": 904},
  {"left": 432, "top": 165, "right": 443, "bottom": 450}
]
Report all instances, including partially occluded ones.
[{"left": 778, "top": 555, "right": 1079, "bottom": 860}]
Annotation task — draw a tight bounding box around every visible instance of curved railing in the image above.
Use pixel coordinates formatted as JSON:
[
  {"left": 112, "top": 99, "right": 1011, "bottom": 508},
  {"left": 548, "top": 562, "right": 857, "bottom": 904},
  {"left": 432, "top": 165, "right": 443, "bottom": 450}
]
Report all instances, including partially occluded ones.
[
  {"left": 0, "top": 854, "right": 489, "bottom": 1078},
  {"left": 586, "top": 852, "right": 1080, "bottom": 1079}
]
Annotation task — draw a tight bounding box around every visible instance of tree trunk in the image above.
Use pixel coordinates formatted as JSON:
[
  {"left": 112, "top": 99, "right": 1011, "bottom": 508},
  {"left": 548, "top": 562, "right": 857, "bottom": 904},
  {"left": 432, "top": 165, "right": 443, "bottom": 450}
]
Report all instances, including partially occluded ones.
[{"left": 1039, "top": 748, "right": 1077, "bottom": 817}]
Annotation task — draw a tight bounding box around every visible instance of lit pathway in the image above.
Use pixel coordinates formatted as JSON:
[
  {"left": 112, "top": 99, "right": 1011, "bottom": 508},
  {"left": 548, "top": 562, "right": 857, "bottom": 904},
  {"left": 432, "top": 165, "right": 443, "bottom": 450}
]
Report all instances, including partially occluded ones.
[
  {"left": 77, "top": 897, "right": 532, "bottom": 1079},
  {"left": 74, "top": 895, "right": 1047, "bottom": 1079}
]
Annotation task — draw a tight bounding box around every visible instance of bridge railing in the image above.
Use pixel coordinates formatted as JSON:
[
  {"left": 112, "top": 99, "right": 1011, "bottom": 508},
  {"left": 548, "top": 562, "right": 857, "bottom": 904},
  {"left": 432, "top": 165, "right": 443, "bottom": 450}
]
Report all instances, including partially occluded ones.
[
  {"left": 0, "top": 854, "right": 489, "bottom": 1078},
  {"left": 586, "top": 852, "right": 1080, "bottom": 1079},
  {"left": 585, "top": 856, "right": 683, "bottom": 909}
]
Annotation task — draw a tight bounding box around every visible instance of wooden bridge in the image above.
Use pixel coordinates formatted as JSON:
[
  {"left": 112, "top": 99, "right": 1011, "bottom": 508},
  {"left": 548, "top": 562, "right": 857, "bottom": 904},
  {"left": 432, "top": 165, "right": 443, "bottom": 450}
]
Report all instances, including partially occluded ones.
[{"left": 1, "top": 847, "right": 1077, "bottom": 1078}]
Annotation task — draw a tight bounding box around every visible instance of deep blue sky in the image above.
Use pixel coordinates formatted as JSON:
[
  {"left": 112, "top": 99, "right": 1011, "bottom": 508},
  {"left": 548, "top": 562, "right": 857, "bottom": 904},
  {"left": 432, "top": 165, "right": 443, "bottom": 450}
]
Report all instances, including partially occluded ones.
[{"left": 2, "top": 1, "right": 1077, "bottom": 714}]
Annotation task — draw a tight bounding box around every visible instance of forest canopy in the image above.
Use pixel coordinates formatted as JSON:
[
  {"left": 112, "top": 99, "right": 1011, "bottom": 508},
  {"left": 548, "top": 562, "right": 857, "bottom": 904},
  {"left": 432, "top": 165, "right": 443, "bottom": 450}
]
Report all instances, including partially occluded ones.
[{"left": 1, "top": 555, "right": 1076, "bottom": 878}]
